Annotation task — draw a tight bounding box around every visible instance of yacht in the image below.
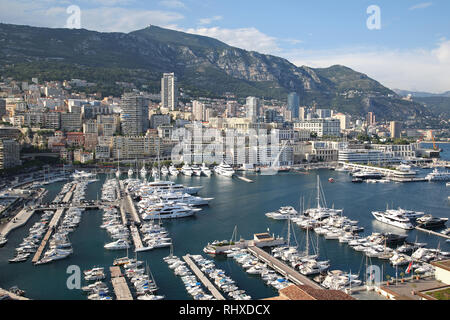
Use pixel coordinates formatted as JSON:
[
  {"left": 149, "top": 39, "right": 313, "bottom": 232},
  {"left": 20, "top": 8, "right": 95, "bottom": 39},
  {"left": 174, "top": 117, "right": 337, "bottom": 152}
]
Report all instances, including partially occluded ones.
[
  {"left": 416, "top": 215, "right": 448, "bottom": 229},
  {"left": 181, "top": 164, "right": 193, "bottom": 176},
  {"left": 352, "top": 171, "right": 384, "bottom": 180},
  {"left": 153, "top": 192, "right": 213, "bottom": 206},
  {"left": 71, "top": 170, "right": 96, "bottom": 180},
  {"left": 141, "top": 203, "right": 201, "bottom": 220},
  {"left": 371, "top": 209, "right": 415, "bottom": 230},
  {"left": 169, "top": 165, "right": 179, "bottom": 176},
  {"left": 104, "top": 239, "right": 130, "bottom": 250},
  {"left": 191, "top": 165, "right": 202, "bottom": 176},
  {"left": 140, "top": 165, "right": 147, "bottom": 180},
  {"left": 0, "top": 236, "right": 7, "bottom": 247},
  {"left": 151, "top": 167, "right": 159, "bottom": 178},
  {"left": 304, "top": 176, "right": 343, "bottom": 220},
  {"left": 200, "top": 163, "right": 212, "bottom": 177},
  {"left": 426, "top": 169, "right": 450, "bottom": 181},
  {"left": 266, "top": 206, "right": 299, "bottom": 220},
  {"left": 138, "top": 180, "right": 202, "bottom": 195},
  {"left": 214, "top": 162, "right": 235, "bottom": 177},
  {"left": 128, "top": 168, "right": 134, "bottom": 179},
  {"left": 161, "top": 166, "right": 169, "bottom": 176}
]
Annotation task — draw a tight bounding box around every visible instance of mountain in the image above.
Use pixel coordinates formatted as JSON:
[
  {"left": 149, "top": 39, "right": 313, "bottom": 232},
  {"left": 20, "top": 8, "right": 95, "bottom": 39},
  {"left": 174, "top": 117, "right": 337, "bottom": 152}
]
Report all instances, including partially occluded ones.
[
  {"left": 393, "top": 89, "right": 450, "bottom": 98},
  {"left": 0, "top": 23, "right": 431, "bottom": 120}
]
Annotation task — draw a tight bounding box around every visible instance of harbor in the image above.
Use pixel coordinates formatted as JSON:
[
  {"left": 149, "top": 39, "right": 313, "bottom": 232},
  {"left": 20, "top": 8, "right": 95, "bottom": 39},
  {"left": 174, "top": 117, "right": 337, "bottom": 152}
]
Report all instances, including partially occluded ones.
[{"left": 0, "top": 145, "right": 448, "bottom": 299}]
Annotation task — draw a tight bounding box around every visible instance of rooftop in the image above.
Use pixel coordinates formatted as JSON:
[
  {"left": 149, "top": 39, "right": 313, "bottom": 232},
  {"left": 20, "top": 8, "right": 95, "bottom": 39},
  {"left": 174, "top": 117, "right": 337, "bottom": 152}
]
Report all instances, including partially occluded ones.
[{"left": 266, "top": 284, "right": 355, "bottom": 301}]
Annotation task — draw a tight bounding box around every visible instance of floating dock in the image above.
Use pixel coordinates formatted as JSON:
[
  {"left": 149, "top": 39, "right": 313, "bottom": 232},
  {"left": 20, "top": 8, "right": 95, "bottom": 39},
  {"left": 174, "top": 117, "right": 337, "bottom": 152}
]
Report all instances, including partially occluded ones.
[
  {"left": 119, "top": 202, "right": 128, "bottom": 226},
  {"left": 109, "top": 266, "right": 122, "bottom": 278},
  {"left": 183, "top": 254, "right": 226, "bottom": 300},
  {"left": 32, "top": 208, "right": 65, "bottom": 264},
  {"left": 125, "top": 194, "right": 141, "bottom": 224},
  {"left": 247, "top": 245, "right": 323, "bottom": 290},
  {"left": 415, "top": 226, "right": 450, "bottom": 239},
  {"left": 111, "top": 276, "right": 133, "bottom": 300}
]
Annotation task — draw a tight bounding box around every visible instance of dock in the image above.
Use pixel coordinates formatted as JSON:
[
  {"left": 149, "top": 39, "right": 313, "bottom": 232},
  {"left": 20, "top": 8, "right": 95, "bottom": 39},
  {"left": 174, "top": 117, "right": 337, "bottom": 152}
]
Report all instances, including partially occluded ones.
[
  {"left": 247, "top": 245, "right": 323, "bottom": 290},
  {"left": 119, "top": 202, "right": 128, "bottom": 225},
  {"left": 110, "top": 266, "right": 122, "bottom": 278},
  {"left": 32, "top": 208, "right": 65, "bottom": 264},
  {"left": 125, "top": 194, "right": 141, "bottom": 224},
  {"left": 130, "top": 224, "right": 144, "bottom": 251},
  {"left": 111, "top": 277, "right": 133, "bottom": 300},
  {"left": 233, "top": 175, "right": 254, "bottom": 183},
  {"left": 183, "top": 254, "right": 226, "bottom": 300},
  {"left": 62, "top": 184, "right": 76, "bottom": 203},
  {"left": 415, "top": 226, "right": 450, "bottom": 239}
]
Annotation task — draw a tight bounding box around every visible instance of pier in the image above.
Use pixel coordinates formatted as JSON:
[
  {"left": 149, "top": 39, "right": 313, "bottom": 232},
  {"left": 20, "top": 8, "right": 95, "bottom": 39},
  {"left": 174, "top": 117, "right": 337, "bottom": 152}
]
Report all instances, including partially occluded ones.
[
  {"left": 111, "top": 276, "right": 133, "bottom": 300},
  {"left": 415, "top": 226, "right": 450, "bottom": 240},
  {"left": 182, "top": 254, "right": 226, "bottom": 300},
  {"left": 0, "top": 287, "right": 30, "bottom": 300},
  {"left": 119, "top": 202, "right": 128, "bottom": 225},
  {"left": 247, "top": 245, "right": 323, "bottom": 290},
  {"left": 32, "top": 208, "right": 65, "bottom": 264},
  {"left": 125, "top": 194, "right": 141, "bottom": 224},
  {"left": 62, "top": 184, "right": 76, "bottom": 203},
  {"left": 130, "top": 224, "right": 144, "bottom": 251}
]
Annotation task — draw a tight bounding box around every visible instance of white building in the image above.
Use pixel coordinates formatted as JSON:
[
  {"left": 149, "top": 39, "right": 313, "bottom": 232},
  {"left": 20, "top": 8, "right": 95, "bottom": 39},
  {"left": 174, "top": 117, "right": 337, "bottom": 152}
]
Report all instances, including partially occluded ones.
[
  {"left": 246, "top": 97, "right": 260, "bottom": 123},
  {"left": 161, "top": 73, "right": 178, "bottom": 111},
  {"left": 293, "top": 118, "right": 341, "bottom": 137}
]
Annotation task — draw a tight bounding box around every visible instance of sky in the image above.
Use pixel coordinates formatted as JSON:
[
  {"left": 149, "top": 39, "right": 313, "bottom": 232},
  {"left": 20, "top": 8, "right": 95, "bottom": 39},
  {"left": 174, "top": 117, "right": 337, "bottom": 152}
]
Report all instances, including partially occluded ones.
[{"left": 0, "top": 0, "right": 449, "bottom": 93}]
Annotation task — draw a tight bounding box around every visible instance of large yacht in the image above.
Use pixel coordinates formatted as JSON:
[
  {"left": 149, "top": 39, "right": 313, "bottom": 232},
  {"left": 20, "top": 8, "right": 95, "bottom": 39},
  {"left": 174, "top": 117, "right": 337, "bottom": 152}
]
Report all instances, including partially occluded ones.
[
  {"left": 128, "top": 168, "right": 134, "bottom": 179},
  {"left": 150, "top": 192, "right": 213, "bottom": 206},
  {"left": 371, "top": 209, "right": 415, "bottom": 230},
  {"left": 151, "top": 167, "right": 159, "bottom": 178},
  {"left": 104, "top": 239, "right": 130, "bottom": 250},
  {"left": 181, "top": 164, "right": 193, "bottom": 176},
  {"left": 426, "top": 168, "right": 450, "bottom": 181},
  {"left": 265, "top": 206, "right": 299, "bottom": 220},
  {"left": 140, "top": 203, "right": 201, "bottom": 220},
  {"left": 214, "top": 162, "right": 235, "bottom": 177},
  {"left": 140, "top": 166, "right": 147, "bottom": 180},
  {"left": 72, "top": 170, "right": 97, "bottom": 180},
  {"left": 352, "top": 171, "right": 384, "bottom": 180},
  {"left": 160, "top": 166, "right": 169, "bottom": 176},
  {"left": 169, "top": 165, "right": 179, "bottom": 176},
  {"left": 201, "top": 163, "right": 212, "bottom": 177},
  {"left": 137, "top": 181, "right": 202, "bottom": 195}
]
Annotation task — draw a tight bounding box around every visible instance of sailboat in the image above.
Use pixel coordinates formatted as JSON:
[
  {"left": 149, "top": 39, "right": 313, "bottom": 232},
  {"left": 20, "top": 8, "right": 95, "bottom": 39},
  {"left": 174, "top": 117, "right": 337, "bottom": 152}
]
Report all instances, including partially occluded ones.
[
  {"left": 115, "top": 151, "right": 121, "bottom": 178},
  {"left": 304, "top": 176, "right": 343, "bottom": 220},
  {"left": 140, "top": 161, "right": 147, "bottom": 180}
]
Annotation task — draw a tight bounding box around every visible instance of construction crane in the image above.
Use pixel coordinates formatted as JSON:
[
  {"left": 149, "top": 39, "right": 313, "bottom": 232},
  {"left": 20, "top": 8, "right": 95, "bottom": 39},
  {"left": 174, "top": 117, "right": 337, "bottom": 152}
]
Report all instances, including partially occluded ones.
[{"left": 429, "top": 130, "right": 439, "bottom": 151}]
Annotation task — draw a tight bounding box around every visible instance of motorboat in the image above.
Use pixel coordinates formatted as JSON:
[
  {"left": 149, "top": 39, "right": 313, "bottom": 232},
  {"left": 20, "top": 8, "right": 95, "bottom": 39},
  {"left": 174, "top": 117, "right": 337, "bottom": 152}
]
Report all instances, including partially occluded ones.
[
  {"left": 160, "top": 166, "right": 169, "bottom": 176},
  {"left": 191, "top": 165, "right": 202, "bottom": 176},
  {"left": 214, "top": 162, "right": 235, "bottom": 177},
  {"left": 426, "top": 168, "right": 450, "bottom": 181},
  {"left": 416, "top": 215, "right": 448, "bottom": 229},
  {"left": 200, "top": 163, "right": 212, "bottom": 177},
  {"left": 181, "top": 164, "right": 193, "bottom": 176},
  {"left": 104, "top": 239, "right": 130, "bottom": 250},
  {"left": 169, "top": 165, "right": 179, "bottom": 176}
]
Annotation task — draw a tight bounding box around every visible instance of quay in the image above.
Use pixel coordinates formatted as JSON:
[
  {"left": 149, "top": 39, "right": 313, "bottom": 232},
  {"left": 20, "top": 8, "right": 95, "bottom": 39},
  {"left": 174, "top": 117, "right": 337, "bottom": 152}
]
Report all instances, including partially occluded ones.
[
  {"left": 111, "top": 276, "right": 133, "bottom": 300},
  {"left": 62, "top": 184, "right": 76, "bottom": 203},
  {"left": 233, "top": 174, "right": 254, "bottom": 183},
  {"left": 32, "top": 208, "right": 65, "bottom": 264},
  {"left": 339, "top": 162, "right": 418, "bottom": 180},
  {"left": 182, "top": 254, "right": 226, "bottom": 300},
  {"left": 125, "top": 194, "right": 141, "bottom": 224},
  {"left": 247, "top": 245, "right": 323, "bottom": 290},
  {"left": 415, "top": 226, "right": 450, "bottom": 240},
  {"left": 110, "top": 266, "right": 122, "bottom": 278},
  {"left": 129, "top": 224, "right": 144, "bottom": 251},
  {"left": 119, "top": 202, "right": 128, "bottom": 226}
]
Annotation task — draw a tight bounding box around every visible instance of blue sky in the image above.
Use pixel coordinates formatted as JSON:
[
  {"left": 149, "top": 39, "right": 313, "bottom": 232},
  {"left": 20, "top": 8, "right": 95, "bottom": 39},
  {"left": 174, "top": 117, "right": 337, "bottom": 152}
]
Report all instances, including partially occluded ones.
[{"left": 0, "top": 0, "right": 449, "bottom": 93}]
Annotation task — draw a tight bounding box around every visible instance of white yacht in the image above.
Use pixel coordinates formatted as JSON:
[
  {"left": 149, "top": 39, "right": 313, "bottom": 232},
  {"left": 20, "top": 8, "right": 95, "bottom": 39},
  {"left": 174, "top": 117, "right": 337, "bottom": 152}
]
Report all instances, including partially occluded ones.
[
  {"left": 152, "top": 192, "right": 213, "bottom": 206},
  {"left": 266, "top": 206, "right": 299, "bottom": 220},
  {"left": 200, "top": 163, "right": 212, "bottom": 177},
  {"left": 181, "top": 164, "right": 193, "bottom": 176},
  {"left": 72, "top": 170, "right": 96, "bottom": 180},
  {"left": 140, "top": 166, "right": 147, "bottom": 180},
  {"left": 304, "top": 176, "right": 343, "bottom": 220},
  {"left": 426, "top": 168, "right": 450, "bottom": 181},
  {"left": 104, "top": 239, "right": 130, "bottom": 250},
  {"left": 371, "top": 209, "right": 415, "bottom": 230},
  {"left": 128, "top": 168, "right": 134, "bottom": 179},
  {"left": 161, "top": 166, "right": 169, "bottom": 176},
  {"left": 191, "top": 165, "right": 202, "bottom": 176},
  {"left": 169, "top": 165, "right": 179, "bottom": 176},
  {"left": 214, "top": 162, "right": 235, "bottom": 177},
  {"left": 151, "top": 167, "right": 159, "bottom": 178},
  {"left": 141, "top": 203, "right": 201, "bottom": 220},
  {"left": 138, "top": 180, "right": 202, "bottom": 195}
]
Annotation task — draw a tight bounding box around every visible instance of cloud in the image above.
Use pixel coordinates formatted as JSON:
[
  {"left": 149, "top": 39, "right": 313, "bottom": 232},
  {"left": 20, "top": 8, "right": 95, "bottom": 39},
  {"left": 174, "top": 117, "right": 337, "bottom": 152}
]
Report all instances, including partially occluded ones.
[
  {"left": 184, "top": 26, "right": 281, "bottom": 54},
  {"left": 159, "top": 0, "right": 186, "bottom": 9},
  {"left": 409, "top": 2, "right": 433, "bottom": 10},
  {"left": 198, "top": 15, "right": 222, "bottom": 26},
  {"left": 286, "top": 40, "right": 450, "bottom": 93},
  {"left": 0, "top": 1, "right": 184, "bottom": 33}
]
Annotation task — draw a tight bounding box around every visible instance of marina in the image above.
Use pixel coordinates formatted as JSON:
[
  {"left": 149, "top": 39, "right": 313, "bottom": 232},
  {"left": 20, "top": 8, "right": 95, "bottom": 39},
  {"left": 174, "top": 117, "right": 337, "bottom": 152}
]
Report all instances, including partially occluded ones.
[{"left": 0, "top": 145, "right": 449, "bottom": 299}]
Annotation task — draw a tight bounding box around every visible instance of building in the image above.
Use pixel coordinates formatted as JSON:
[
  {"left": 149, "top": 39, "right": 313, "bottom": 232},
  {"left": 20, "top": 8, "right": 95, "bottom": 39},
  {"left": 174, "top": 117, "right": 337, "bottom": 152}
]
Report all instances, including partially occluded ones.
[
  {"left": 112, "top": 134, "right": 162, "bottom": 159},
  {"left": 150, "top": 113, "right": 171, "bottom": 129},
  {"left": 332, "top": 113, "right": 350, "bottom": 130},
  {"left": 293, "top": 119, "right": 341, "bottom": 137},
  {"left": 390, "top": 121, "right": 402, "bottom": 139},
  {"left": 95, "top": 145, "right": 110, "bottom": 160},
  {"left": 430, "top": 260, "right": 450, "bottom": 285},
  {"left": 0, "top": 99, "right": 6, "bottom": 119},
  {"left": 161, "top": 73, "right": 178, "bottom": 111},
  {"left": 266, "top": 285, "right": 354, "bottom": 300},
  {"left": 120, "top": 93, "right": 149, "bottom": 136},
  {"left": 338, "top": 148, "right": 397, "bottom": 164},
  {"left": 316, "top": 109, "right": 332, "bottom": 119},
  {"left": 367, "top": 112, "right": 376, "bottom": 126},
  {"left": 192, "top": 100, "right": 205, "bottom": 122},
  {"left": 66, "top": 132, "right": 85, "bottom": 147},
  {"left": 246, "top": 97, "right": 260, "bottom": 123},
  {"left": 0, "top": 139, "right": 21, "bottom": 169},
  {"left": 74, "top": 150, "right": 94, "bottom": 164},
  {"left": 60, "top": 112, "right": 82, "bottom": 132},
  {"left": 287, "top": 92, "right": 300, "bottom": 119}
]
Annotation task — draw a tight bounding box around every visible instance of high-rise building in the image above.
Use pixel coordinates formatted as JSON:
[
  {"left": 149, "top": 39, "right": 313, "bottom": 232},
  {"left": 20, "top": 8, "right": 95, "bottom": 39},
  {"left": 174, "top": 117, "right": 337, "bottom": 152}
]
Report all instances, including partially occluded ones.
[
  {"left": 246, "top": 97, "right": 260, "bottom": 123},
  {"left": 120, "top": 93, "right": 149, "bottom": 136},
  {"left": 287, "top": 92, "right": 300, "bottom": 119},
  {"left": 0, "top": 139, "right": 21, "bottom": 169},
  {"left": 390, "top": 121, "right": 402, "bottom": 139},
  {"left": 161, "top": 73, "right": 178, "bottom": 111},
  {"left": 367, "top": 112, "right": 376, "bottom": 126},
  {"left": 192, "top": 100, "right": 205, "bottom": 122},
  {"left": 316, "top": 109, "right": 332, "bottom": 119},
  {"left": 0, "top": 99, "right": 6, "bottom": 119},
  {"left": 299, "top": 106, "right": 307, "bottom": 120}
]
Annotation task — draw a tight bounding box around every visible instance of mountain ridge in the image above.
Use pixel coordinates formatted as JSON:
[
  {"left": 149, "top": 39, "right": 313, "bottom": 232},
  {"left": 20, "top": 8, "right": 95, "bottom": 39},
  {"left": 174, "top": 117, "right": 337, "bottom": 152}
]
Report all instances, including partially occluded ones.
[{"left": 0, "top": 23, "right": 431, "bottom": 120}]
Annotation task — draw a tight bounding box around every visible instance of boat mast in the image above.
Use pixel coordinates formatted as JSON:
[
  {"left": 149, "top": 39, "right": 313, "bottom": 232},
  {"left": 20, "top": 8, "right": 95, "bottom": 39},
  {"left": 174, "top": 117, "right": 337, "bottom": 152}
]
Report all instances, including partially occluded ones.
[{"left": 316, "top": 175, "right": 321, "bottom": 209}]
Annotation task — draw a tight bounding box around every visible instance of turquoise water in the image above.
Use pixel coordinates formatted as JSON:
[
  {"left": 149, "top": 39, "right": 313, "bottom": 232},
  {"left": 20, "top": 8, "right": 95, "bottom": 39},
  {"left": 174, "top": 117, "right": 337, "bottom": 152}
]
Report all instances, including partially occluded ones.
[{"left": 0, "top": 145, "right": 449, "bottom": 300}]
